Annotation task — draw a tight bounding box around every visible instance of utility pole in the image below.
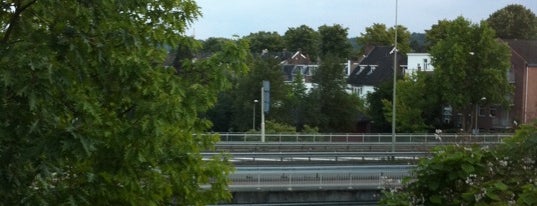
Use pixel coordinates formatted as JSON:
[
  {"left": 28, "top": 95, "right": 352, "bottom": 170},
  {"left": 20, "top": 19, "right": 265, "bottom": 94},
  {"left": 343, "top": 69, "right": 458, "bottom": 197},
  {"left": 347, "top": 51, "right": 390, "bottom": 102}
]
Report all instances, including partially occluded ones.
[
  {"left": 261, "top": 80, "right": 270, "bottom": 143},
  {"left": 392, "top": 0, "right": 398, "bottom": 153},
  {"left": 261, "top": 87, "right": 265, "bottom": 142}
]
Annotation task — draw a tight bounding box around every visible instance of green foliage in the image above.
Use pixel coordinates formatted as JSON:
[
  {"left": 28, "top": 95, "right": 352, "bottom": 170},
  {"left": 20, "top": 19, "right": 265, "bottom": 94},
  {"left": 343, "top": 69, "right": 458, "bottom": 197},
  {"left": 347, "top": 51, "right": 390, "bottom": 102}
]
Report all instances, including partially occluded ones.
[
  {"left": 284, "top": 25, "right": 320, "bottom": 61},
  {"left": 357, "top": 23, "right": 411, "bottom": 54},
  {"left": 206, "top": 92, "right": 235, "bottom": 132},
  {"left": 284, "top": 72, "right": 309, "bottom": 131},
  {"left": 318, "top": 24, "right": 352, "bottom": 60},
  {"left": 244, "top": 31, "right": 285, "bottom": 54},
  {"left": 201, "top": 37, "right": 235, "bottom": 54},
  {"left": 410, "top": 32, "right": 427, "bottom": 52},
  {"left": 0, "top": 1, "right": 249, "bottom": 205},
  {"left": 381, "top": 122, "right": 537, "bottom": 205},
  {"left": 429, "top": 16, "right": 512, "bottom": 132},
  {"left": 265, "top": 120, "right": 297, "bottom": 133},
  {"left": 487, "top": 4, "right": 537, "bottom": 40},
  {"left": 425, "top": 19, "right": 452, "bottom": 50},
  {"left": 302, "top": 125, "right": 320, "bottom": 134},
  {"left": 367, "top": 82, "right": 393, "bottom": 132},
  {"left": 228, "top": 57, "right": 289, "bottom": 132},
  {"left": 306, "top": 56, "right": 362, "bottom": 132},
  {"left": 382, "top": 73, "right": 442, "bottom": 133}
]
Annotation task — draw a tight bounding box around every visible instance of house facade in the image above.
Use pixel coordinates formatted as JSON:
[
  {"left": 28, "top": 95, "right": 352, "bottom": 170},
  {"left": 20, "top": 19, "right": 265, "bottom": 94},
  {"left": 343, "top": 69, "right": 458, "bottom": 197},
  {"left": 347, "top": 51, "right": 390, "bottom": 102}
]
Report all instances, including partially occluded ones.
[
  {"left": 406, "top": 53, "right": 434, "bottom": 76},
  {"left": 504, "top": 39, "right": 537, "bottom": 125},
  {"left": 453, "top": 40, "right": 537, "bottom": 132},
  {"left": 280, "top": 51, "right": 319, "bottom": 92},
  {"left": 347, "top": 46, "right": 407, "bottom": 99}
]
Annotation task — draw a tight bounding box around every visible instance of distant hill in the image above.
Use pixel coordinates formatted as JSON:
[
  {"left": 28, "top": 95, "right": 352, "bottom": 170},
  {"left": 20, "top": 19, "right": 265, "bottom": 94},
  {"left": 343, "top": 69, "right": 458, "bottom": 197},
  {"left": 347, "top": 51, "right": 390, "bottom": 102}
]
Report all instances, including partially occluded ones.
[
  {"left": 348, "top": 37, "right": 362, "bottom": 52},
  {"left": 410, "top": 33, "right": 426, "bottom": 52}
]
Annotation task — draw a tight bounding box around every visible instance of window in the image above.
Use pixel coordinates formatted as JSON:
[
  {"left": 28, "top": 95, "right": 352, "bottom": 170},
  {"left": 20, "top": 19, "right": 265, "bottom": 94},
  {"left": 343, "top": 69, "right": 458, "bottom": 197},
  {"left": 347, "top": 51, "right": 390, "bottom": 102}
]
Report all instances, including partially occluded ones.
[
  {"left": 352, "top": 87, "right": 362, "bottom": 95},
  {"left": 490, "top": 107, "right": 496, "bottom": 117},
  {"left": 367, "top": 65, "right": 377, "bottom": 75},
  {"left": 423, "top": 59, "right": 428, "bottom": 71}
]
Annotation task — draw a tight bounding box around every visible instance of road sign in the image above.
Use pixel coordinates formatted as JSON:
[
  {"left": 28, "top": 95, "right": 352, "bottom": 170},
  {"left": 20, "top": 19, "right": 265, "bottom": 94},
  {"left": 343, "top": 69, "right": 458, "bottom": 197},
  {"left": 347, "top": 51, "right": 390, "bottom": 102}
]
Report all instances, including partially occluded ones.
[{"left": 263, "top": 80, "right": 270, "bottom": 113}]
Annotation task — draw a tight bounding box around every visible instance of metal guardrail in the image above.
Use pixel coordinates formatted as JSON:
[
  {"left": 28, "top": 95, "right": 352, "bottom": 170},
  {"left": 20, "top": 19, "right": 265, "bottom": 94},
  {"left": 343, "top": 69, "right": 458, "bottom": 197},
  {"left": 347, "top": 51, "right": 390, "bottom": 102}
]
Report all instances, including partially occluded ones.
[
  {"left": 212, "top": 134, "right": 510, "bottom": 152},
  {"left": 202, "top": 152, "right": 429, "bottom": 162},
  {"left": 223, "top": 165, "right": 413, "bottom": 191},
  {"left": 213, "top": 133, "right": 512, "bottom": 143}
]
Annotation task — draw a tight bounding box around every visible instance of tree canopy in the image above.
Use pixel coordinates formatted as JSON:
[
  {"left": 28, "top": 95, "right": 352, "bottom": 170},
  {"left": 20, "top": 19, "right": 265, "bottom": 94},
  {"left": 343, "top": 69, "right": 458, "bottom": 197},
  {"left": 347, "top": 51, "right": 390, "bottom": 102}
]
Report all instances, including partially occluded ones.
[
  {"left": 284, "top": 25, "right": 320, "bottom": 61},
  {"left": 318, "top": 24, "right": 352, "bottom": 60},
  {"left": 381, "top": 122, "right": 537, "bottom": 205},
  {"left": 228, "top": 57, "right": 289, "bottom": 132},
  {"left": 487, "top": 4, "right": 537, "bottom": 40},
  {"left": 383, "top": 73, "right": 441, "bottom": 133},
  {"left": 307, "top": 55, "right": 363, "bottom": 132},
  {"left": 0, "top": 0, "right": 250, "bottom": 205},
  {"left": 428, "top": 16, "right": 512, "bottom": 132},
  {"left": 357, "top": 23, "right": 411, "bottom": 54},
  {"left": 244, "top": 31, "right": 285, "bottom": 54}
]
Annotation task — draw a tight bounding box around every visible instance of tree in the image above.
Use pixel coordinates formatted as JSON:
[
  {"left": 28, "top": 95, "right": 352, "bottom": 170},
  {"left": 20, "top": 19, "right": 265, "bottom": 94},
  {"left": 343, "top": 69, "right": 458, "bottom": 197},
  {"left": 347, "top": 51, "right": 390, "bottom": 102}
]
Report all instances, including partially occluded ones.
[
  {"left": 286, "top": 72, "right": 309, "bottom": 131},
  {"left": 382, "top": 73, "right": 441, "bottom": 133},
  {"left": 425, "top": 19, "right": 452, "bottom": 50},
  {"left": 409, "top": 32, "right": 427, "bottom": 52},
  {"left": 367, "top": 82, "right": 393, "bottom": 133},
  {"left": 357, "top": 23, "right": 411, "bottom": 54},
  {"left": 244, "top": 31, "right": 285, "bottom": 54},
  {"left": 487, "top": 4, "right": 537, "bottom": 40},
  {"left": 318, "top": 24, "right": 352, "bottom": 60},
  {"left": 206, "top": 91, "right": 235, "bottom": 132},
  {"left": 229, "top": 57, "right": 289, "bottom": 132},
  {"left": 284, "top": 25, "right": 320, "bottom": 61},
  {"left": 306, "top": 55, "right": 361, "bottom": 132},
  {"left": 428, "top": 16, "right": 512, "bottom": 132},
  {"left": 381, "top": 121, "right": 537, "bottom": 205},
  {"left": 201, "top": 37, "right": 235, "bottom": 55},
  {"left": 0, "top": 1, "right": 250, "bottom": 205}
]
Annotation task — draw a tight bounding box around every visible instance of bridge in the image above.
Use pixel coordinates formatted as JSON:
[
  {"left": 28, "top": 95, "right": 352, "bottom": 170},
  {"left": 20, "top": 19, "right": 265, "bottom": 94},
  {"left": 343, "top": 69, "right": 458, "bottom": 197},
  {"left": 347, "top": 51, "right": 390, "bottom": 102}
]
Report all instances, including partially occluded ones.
[{"left": 203, "top": 133, "right": 512, "bottom": 205}]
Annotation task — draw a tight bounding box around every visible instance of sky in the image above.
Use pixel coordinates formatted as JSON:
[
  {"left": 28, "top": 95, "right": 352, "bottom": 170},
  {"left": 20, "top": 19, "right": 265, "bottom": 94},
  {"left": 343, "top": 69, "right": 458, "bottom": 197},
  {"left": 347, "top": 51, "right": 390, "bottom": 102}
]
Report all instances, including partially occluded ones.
[{"left": 186, "top": 0, "right": 537, "bottom": 40}]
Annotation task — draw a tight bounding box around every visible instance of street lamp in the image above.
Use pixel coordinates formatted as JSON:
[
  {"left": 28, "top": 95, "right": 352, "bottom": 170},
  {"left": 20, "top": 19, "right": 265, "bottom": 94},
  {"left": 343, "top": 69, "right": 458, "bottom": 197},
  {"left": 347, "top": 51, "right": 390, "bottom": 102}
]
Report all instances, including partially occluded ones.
[
  {"left": 474, "top": 97, "right": 486, "bottom": 134},
  {"left": 391, "top": 0, "right": 398, "bottom": 153},
  {"left": 253, "top": 99, "right": 258, "bottom": 131}
]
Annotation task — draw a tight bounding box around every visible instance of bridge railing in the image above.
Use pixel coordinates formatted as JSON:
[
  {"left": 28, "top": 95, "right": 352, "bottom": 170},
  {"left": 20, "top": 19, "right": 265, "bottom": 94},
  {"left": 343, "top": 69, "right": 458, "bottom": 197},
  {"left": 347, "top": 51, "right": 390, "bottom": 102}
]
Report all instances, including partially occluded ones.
[
  {"left": 202, "top": 151, "right": 430, "bottom": 163},
  {"left": 214, "top": 133, "right": 512, "bottom": 144},
  {"left": 227, "top": 171, "right": 411, "bottom": 191}
]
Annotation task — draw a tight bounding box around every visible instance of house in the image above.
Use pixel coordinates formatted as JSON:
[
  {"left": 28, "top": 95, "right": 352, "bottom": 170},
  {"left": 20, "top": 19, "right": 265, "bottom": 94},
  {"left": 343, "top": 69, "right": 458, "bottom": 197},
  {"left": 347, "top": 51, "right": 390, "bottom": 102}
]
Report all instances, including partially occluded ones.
[
  {"left": 347, "top": 46, "right": 407, "bottom": 99},
  {"left": 279, "top": 50, "right": 319, "bottom": 92},
  {"left": 406, "top": 53, "right": 434, "bottom": 76},
  {"left": 447, "top": 40, "right": 537, "bottom": 132},
  {"left": 504, "top": 39, "right": 537, "bottom": 126}
]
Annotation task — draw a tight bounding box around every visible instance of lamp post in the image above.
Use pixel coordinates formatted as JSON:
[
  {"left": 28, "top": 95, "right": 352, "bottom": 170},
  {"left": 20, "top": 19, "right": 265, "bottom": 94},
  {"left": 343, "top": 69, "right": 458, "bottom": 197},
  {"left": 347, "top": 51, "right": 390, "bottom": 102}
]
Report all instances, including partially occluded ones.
[
  {"left": 253, "top": 99, "right": 258, "bottom": 131},
  {"left": 391, "top": 0, "right": 398, "bottom": 153}
]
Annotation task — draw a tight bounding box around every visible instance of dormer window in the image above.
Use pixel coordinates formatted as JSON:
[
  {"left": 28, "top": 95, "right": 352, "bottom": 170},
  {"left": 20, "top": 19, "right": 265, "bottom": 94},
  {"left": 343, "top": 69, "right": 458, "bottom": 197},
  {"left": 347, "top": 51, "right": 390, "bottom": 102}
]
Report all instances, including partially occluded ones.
[
  {"left": 355, "top": 65, "right": 367, "bottom": 75},
  {"left": 367, "top": 65, "right": 377, "bottom": 75}
]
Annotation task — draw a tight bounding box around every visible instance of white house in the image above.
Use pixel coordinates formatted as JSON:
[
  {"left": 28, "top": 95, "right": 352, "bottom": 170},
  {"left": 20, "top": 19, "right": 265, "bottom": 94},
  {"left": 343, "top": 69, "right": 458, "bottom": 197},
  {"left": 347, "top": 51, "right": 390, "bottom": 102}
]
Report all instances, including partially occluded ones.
[{"left": 406, "top": 53, "right": 434, "bottom": 76}]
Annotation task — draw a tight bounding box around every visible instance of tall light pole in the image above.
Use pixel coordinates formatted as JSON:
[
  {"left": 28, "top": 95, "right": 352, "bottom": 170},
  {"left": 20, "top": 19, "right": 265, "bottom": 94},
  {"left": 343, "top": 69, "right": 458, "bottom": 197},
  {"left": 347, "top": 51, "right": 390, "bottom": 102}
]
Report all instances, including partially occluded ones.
[
  {"left": 253, "top": 99, "right": 258, "bottom": 130},
  {"left": 391, "top": 0, "right": 398, "bottom": 153},
  {"left": 261, "top": 87, "right": 265, "bottom": 142}
]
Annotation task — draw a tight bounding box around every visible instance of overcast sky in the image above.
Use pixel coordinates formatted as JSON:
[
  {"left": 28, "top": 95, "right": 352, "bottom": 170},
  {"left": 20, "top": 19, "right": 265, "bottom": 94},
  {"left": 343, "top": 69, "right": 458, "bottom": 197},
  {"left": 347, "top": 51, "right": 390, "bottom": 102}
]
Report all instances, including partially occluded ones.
[{"left": 186, "top": 0, "right": 537, "bottom": 40}]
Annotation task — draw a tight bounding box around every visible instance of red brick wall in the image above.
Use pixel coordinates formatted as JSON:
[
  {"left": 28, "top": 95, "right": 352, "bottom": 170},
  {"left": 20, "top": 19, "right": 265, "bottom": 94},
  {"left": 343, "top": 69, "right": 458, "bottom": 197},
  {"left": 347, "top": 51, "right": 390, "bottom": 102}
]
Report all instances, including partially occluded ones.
[{"left": 525, "top": 66, "right": 537, "bottom": 123}]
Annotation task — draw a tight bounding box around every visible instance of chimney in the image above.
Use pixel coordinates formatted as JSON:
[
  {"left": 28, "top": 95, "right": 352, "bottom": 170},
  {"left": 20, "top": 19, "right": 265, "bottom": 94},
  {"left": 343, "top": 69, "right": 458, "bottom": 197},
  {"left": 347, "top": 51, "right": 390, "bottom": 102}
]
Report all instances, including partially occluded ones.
[{"left": 347, "top": 60, "right": 351, "bottom": 76}]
